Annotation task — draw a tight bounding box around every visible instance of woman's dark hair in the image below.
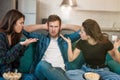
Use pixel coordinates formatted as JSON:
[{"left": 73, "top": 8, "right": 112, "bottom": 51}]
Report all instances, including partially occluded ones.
[
  {"left": 47, "top": 14, "right": 61, "bottom": 26},
  {"left": 0, "top": 9, "right": 25, "bottom": 47},
  {"left": 82, "top": 19, "right": 108, "bottom": 43}
]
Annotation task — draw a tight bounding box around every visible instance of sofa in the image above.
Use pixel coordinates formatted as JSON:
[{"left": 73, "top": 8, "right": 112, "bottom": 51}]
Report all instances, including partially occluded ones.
[{"left": 18, "top": 38, "right": 120, "bottom": 75}]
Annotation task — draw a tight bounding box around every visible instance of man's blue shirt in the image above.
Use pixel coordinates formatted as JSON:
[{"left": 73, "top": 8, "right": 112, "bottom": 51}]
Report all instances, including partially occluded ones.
[{"left": 22, "top": 30, "right": 80, "bottom": 71}]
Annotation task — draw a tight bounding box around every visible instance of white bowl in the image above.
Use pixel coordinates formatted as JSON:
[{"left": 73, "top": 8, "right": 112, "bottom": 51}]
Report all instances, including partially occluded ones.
[
  {"left": 3, "top": 72, "right": 22, "bottom": 80},
  {"left": 84, "top": 72, "right": 100, "bottom": 80}
]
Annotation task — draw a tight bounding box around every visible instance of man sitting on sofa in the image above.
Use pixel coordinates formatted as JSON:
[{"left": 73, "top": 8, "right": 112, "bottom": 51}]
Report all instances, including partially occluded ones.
[{"left": 23, "top": 14, "right": 81, "bottom": 80}]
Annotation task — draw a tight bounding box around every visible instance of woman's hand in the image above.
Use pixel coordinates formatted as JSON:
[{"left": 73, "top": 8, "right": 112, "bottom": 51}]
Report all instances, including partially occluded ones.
[
  {"left": 20, "top": 38, "right": 38, "bottom": 46},
  {"left": 60, "top": 34, "right": 71, "bottom": 43},
  {"left": 112, "top": 39, "right": 120, "bottom": 63},
  {"left": 114, "top": 39, "right": 120, "bottom": 50}
]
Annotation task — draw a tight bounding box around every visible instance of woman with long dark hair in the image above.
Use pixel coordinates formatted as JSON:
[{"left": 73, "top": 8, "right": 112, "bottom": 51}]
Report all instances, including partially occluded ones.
[
  {"left": 0, "top": 9, "right": 38, "bottom": 80},
  {"left": 61, "top": 19, "right": 120, "bottom": 80}
]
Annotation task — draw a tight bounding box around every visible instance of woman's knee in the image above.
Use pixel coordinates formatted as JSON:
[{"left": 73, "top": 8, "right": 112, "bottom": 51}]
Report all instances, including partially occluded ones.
[
  {"left": 98, "top": 71, "right": 120, "bottom": 80},
  {"left": 102, "top": 75, "right": 120, "bottom": 80}
]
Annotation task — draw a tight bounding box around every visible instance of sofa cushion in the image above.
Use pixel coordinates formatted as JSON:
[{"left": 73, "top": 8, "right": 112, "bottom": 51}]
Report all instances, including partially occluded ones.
[
  {"left": 18, "top": 43, "right": 35, "bottom": 73},
  {"left": 67, "top": 53, "right": 85, "bottom": 70},
  {"left": 106, "top": 53, "right": 113, "bottom": 62},
  {"left": 67, "top": 42, "right": 85, "bottom": 70}
]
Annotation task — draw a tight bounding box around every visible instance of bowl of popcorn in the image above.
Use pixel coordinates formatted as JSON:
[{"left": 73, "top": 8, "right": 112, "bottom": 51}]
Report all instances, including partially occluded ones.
[
  {"left": 84, "top": 72, "right": 100, "bottom": 80},
  {"left": 3, "top": 71, "right": 22, "bottom": 80}
]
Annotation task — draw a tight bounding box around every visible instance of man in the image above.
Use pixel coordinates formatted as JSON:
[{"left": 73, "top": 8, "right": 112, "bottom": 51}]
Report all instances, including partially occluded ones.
[{"left": 23, "top": 14, "right": 81, "bottom": 80}]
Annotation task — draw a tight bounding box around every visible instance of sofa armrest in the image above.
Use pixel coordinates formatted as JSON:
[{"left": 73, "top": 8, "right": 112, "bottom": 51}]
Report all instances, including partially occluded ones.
[
  {"left": 19, "top": 38, "right": 36, "bottom": 73},
  {"left": 107, "top": 60, "right": 120, "bottom": 74},
  {"left": 106, "top": 47, "right": 120, "bottom": 74}
]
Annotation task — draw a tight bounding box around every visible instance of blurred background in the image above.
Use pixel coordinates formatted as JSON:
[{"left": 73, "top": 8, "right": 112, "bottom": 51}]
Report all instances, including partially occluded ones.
[{"left": 0, "top": 0, "right": 120, "bottom": 41}]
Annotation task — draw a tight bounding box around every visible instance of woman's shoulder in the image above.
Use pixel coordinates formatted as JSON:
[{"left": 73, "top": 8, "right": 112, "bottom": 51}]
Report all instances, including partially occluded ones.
[
  {"left": 0, "top": 32, "right": 6, "bottom": 36},
  {"left": 78, "top": 39, "right": 87, "bottom": 43},
  {"left": 76, "top": 39, "right": 87, "bottom": 47}
]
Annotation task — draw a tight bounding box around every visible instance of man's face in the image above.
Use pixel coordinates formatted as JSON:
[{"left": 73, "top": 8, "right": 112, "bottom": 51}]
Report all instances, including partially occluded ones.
[{"left": 48, "top": 20, "right": 61, "bottom": 38}]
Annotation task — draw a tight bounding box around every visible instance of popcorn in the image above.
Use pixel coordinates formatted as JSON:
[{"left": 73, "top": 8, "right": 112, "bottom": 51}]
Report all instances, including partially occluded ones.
[
  {"left": 84, "top": 72, "right": 100, "bottom": 80},
  {"left": 3, "top": 72, "right": 21, "bottom": 80}
]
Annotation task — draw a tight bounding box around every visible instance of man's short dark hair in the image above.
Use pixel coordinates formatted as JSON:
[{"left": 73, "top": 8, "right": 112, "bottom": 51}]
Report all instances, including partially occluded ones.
[{"left": 47, "top": 14, "right": 61, "bottom": 26}]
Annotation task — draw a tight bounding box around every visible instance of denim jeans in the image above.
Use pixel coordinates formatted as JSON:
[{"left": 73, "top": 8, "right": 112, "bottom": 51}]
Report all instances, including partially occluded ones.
[
  {"left": 34, "top": 61, "right": 69, "bottom": 80},
  {"left": 0, "top": 78, "right": 3, "bottom": 80},
  {"left": 66, "top": 64, "right": 120, "bottom": 80},
  {"left": 22, "top": 74, "right": 36, "bottom": 80}
]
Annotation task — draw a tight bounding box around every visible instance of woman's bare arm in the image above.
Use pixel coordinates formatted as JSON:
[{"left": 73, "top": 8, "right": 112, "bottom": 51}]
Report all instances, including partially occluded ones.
[
  {"left": 24, "top": 24, "right": 48, "bottom": 32},
  {"left": 60, "top": 34, "right": 81, "bottom": 62},
  {"left": 24, "top": 23, "right": 81, "bottom": 32}
]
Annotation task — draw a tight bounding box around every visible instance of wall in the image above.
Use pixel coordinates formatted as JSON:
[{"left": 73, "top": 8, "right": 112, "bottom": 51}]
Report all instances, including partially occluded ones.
[
  {"left": 37, "top": 0, "right": 120, "bottom": 30},
  {"left": 0, "top": 0, "right": 36, "bottom": 25},
  {"left": 0, "top": 0, "right": 16, "bottom": 20},
  {"left": 18, "top": 0, "right": 36, "bottom": 25},
  {"left": 77, "top": 0, "right": 120, "bottom": 12}
]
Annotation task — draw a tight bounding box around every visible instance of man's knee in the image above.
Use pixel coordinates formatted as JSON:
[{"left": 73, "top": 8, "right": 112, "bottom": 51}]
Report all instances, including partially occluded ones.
[
  {"left": 35, "top": 61, "right": 52, "bottom": 74},
  {"left": 34, "top": 61, "right": 52, "bottom": 80}
]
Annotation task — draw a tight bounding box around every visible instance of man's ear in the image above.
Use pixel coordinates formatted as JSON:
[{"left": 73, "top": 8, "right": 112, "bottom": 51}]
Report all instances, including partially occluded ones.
[
  {"left": 60, "top": 26, "right": 62, "bottom": 31},
  {"left": 58, "top": 27, "right": 61, "bottom": 34}
]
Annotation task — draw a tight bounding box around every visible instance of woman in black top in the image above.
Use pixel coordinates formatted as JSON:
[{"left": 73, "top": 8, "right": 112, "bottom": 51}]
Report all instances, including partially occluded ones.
[
  {"left": 0, "top": 9, "right": 38, "bottom": 80},
  {"left": 61, "top": 19, "right": 120, "bottom": 80}
]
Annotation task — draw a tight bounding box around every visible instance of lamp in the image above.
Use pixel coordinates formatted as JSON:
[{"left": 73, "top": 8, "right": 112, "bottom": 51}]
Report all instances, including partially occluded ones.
[{"left": 60, "top": 0, "right": 77, "bottom": 7}]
